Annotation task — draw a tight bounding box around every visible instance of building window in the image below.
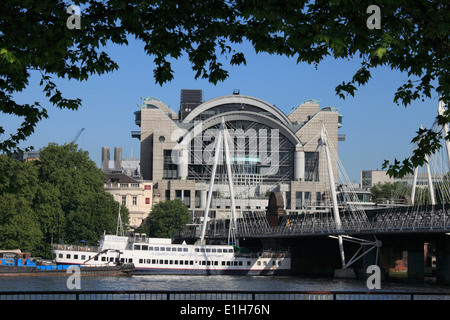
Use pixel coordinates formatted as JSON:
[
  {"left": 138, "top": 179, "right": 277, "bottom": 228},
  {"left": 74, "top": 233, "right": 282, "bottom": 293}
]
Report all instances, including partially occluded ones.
[
  {"left": 316, "top": 192, "right": 322, "bottom": 205},
  {"left": 122, "top": 196, "right": 127, "bottom": 205},
  {"left": 132, "top": 196, "right": 137, "bottom": 206},
  {"left": 145, "top": 197, "right": 150, "bottom": 205},
  {"left": 296, "top": 191, "right": 311, "bottom": 209},
  {"left": 305, "top": 152, "right": 319, "bottom": 181},
  {"left": 144, "top": 185, "right": 152, "bottom": 190},
  {"left": 195, "top": 190, "right": 201, "bottom": 208},
  {"left": 163, "top": 150, "right": 177, "bottom": 179},
  {"left": 183, "top": 190, "right": 190, "bottom": 206}
]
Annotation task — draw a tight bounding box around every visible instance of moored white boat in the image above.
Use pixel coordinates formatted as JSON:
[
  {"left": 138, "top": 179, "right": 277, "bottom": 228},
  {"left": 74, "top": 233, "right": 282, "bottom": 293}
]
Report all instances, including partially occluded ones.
[{"left": 52, "top": 234, "right": 290, "bottom": 275}]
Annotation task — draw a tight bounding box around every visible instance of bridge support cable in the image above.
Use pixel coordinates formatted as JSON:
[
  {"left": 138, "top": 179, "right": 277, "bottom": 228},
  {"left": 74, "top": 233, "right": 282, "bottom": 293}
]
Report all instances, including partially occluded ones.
[
  {"left": 199, "top": 122, "right": 224, "bottom": 244},
  {"left": 328, "top": 235, "right": 382, "bottom": 269},
  {"left": 418, "top": 124, "right": 437, "bottom": 205},
  {"left": 223, "top": 119, "right": 239, "bottom": 246},
  {"left": 320, "top": 125, "right": 345, "bottom": 268},
  {"left": 320, "top": 125, "right": 384, "bottom": 272}
]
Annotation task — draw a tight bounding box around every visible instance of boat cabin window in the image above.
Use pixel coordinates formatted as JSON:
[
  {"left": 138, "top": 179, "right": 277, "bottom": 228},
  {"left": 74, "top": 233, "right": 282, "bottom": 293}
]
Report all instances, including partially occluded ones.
[
  {"left": 160, "top": 247, "right": 165, "bottom": 251},
  {"left": 183, "top": 248, "right": 188, "bottom": 252},
  {"left": 134, "top": 245, "right": 140, "bottom": 250},
  {"left": 142, "top": 245, "right": 148, "bottom": 250}
]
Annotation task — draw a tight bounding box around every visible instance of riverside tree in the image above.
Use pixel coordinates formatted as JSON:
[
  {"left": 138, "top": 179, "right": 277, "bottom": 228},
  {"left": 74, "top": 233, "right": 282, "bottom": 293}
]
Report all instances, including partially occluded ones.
[
  {"left": 138, "top": 199, "right": 190, "bottom": 238},
  {"left": 0, "top": 143, "right": 129, "bottom": 257},
  {"left": 0, "top": 1, "right": 448, "bottom": 177}
]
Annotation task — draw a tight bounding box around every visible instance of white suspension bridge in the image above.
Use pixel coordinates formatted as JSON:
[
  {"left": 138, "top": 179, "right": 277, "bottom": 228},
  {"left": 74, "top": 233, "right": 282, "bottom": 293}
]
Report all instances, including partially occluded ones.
[{"left": 178, "top": 99, "right": 450, "bottom": 274}]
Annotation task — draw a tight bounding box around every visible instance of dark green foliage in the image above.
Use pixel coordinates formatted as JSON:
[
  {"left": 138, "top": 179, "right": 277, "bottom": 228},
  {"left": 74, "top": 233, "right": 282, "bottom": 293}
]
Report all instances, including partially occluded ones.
[
  {"left": 0, "top": 143, "right": 129, "bottom": 257},
  {"left": 137, "top": 199, "right": 190, "bottom": 238},
  {"left": 1, "top": 1, "right": 448, "bottom": 175}
]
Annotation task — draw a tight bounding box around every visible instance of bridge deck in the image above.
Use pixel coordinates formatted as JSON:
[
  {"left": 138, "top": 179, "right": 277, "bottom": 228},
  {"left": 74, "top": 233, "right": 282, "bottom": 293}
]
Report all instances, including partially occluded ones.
[{"left": 195, "top": 205, "right": 450, "bottom": 238}]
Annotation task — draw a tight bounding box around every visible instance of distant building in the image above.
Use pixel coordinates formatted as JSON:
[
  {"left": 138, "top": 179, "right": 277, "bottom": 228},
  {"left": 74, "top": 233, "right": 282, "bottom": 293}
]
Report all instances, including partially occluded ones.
[
  {"left": 12, "top": 151, "right": 40, "bottom": 162},
  {"left": 361, "top": 169, "right": 442, "bottom": 189},
  {"left": 101, "top": 146, "right": 141, "bottom": 179},
  {"left": 360, "top": 170, "right": 394, "bottom": 188},
  {"left": 103, "top": 173, "right": 153, "bottom": 229}
]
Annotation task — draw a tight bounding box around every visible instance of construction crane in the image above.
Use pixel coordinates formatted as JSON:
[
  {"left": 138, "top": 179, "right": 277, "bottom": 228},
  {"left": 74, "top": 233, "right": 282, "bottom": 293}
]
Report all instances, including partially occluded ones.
[{"left": 71, "top": 128, "right": 85, "bottom": 143}]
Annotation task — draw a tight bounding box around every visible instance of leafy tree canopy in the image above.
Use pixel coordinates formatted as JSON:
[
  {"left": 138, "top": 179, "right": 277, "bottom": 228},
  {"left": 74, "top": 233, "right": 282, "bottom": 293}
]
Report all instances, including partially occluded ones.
[
  {"left": 0, "top": 0, "right": 448, "bottom": 177},
  {"left": 0, "top": 143, "right": 129, "bottom": 257},
  {"left": 138, "top": 199, "right": 190, "bottom": 238},
  {"left": 370, "top": 181, "right": 404, "bottom": 202}
]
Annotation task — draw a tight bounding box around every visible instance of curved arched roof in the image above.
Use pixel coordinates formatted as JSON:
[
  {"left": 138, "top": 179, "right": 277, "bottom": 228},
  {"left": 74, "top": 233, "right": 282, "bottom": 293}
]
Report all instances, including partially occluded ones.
[
  {"left": 181, "top": 111, "right": 301, "bottom": 146},
  {"left": 182, "top": 95, "right": 291, "bottom": 126}
]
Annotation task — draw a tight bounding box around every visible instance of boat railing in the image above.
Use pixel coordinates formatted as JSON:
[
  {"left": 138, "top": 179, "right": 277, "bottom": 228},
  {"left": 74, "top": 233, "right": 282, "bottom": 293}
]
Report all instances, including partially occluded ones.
[
  {"left": 234, "top": 251, "right": 291, "bottom": 258},
  {"left": 51, "top": 244, "right": 100, "bottom": 253},
  {"left": 234, "top": 252, "right": 259, "bottom": 258},
  {"left": 260, "top": 251, "right": 291, "bottom": 258}
]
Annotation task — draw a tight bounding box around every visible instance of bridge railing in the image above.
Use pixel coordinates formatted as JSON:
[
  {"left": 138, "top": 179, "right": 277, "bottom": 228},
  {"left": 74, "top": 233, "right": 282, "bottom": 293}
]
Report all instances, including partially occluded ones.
[
  {"left": 199, "top": 205, "right": 450, "bottom": 238},
  {"left": 0, "top": 290, "right": 448, "bottom": 300}
]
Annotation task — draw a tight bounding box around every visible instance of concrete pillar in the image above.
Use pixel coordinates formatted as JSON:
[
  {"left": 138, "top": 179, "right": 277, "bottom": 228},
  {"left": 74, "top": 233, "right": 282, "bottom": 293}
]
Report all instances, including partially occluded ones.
[
  {"left": 407, "top": 240, "right": 424, "bottom": 284},
  {"left": 177, "top": 144, "right": 188, "bottom": 180},
  {"left": 114, "top": 147, "right": 122, "bottom": 171},
  {"left": 101, "top": 147, "right": 110, "bottom": 172},
  {"left": 200, "top": 190, "right": 207, "bottom": 209},
  {"left": 294, "top": 144, "right": 305, "bottom": 181},
  {"left": 436, "top": 236, "right": 450, "bottom": 285}
]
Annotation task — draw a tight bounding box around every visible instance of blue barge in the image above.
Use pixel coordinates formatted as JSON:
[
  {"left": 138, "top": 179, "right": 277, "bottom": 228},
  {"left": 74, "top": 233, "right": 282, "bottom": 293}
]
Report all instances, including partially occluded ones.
[{"left": 0, "top": 251, "right": 134, "bottom": 276}]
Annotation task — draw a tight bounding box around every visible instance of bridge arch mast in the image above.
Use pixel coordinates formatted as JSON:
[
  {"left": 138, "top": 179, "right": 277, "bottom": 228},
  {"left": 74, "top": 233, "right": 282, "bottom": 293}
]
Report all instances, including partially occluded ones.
[{"left": 320, "top": 125, "right": 345, "bottom": 268}]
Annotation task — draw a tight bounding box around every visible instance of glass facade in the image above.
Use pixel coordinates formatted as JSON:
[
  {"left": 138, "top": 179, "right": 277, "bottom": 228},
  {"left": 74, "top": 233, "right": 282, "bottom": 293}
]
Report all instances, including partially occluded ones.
[
  {"left": 163, "top": 150, "right": 177, "bottom": 179},
  {"left": 187, "top": 120, "right": 295, "bottom": 184},
  {"left": 190, "top": 103, "right": 283, "bottom": 123},
  {"left": 305, "top": 152, "right": 319, "bottom": 181}
]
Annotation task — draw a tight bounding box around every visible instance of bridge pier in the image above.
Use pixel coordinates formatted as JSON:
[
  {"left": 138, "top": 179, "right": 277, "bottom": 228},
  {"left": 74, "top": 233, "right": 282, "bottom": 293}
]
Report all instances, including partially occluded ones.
[
  {"left": 376, "top": 233, "right": 450, "bottom": 285},
  {"left": 407, "top": 239, "right": 425, "bottom": 284},
  {"left": 436, "top": 235, "right": 450, "bottom": 285}
]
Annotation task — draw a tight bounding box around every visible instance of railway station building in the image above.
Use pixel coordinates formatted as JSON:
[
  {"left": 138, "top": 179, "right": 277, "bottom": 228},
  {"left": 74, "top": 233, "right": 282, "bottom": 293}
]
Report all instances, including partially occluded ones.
[{"left": 131, "top": 89, "right": 344, "bottom": 222}]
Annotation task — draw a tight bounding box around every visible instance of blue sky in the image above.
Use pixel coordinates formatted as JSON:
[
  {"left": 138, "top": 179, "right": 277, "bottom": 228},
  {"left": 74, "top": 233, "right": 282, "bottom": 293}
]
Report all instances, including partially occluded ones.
[{"left": 5, "top": 37, "right": 441, "bottom": 182}]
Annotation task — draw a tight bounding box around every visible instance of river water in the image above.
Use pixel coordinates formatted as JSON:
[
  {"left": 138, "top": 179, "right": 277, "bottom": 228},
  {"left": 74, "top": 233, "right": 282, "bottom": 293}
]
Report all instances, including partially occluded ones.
[{"left": 1, "top": 274, "right": 449, "bottom": 293}]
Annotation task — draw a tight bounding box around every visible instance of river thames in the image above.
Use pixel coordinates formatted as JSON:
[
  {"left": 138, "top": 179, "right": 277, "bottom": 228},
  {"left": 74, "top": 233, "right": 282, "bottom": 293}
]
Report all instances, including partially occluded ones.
[
  {"left": 1, "top": 275, "right": 448, "bottom": 319},
  {"left": 1, "top": 274, "right": 449, "bottom": 292}
]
